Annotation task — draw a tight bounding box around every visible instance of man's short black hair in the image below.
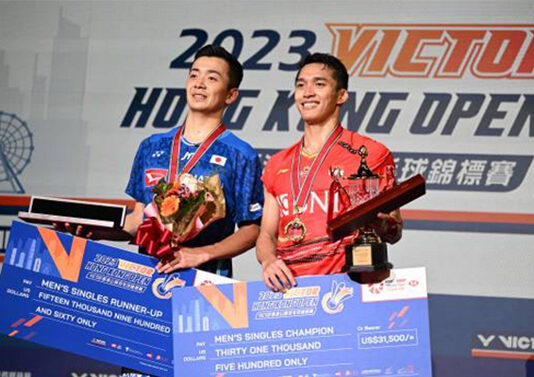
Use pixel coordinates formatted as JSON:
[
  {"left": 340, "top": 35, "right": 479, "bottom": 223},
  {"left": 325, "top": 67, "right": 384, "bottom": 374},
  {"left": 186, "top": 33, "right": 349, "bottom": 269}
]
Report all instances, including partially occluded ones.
[
  {"left": 193, "top": 44, "right": 243, "bottom": 89},
  {"left": 296, "top": 53, "right": 349, "bottom": 90}
]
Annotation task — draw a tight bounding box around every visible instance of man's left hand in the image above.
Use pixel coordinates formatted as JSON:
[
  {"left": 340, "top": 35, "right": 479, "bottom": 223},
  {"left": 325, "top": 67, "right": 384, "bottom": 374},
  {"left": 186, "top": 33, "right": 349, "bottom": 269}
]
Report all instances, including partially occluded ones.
[
  {"left": 370, "top": 209, "right": 403, "bottom": 244},
  {"left": 156, "top": 247, "right": 210, "bottom": 274}
]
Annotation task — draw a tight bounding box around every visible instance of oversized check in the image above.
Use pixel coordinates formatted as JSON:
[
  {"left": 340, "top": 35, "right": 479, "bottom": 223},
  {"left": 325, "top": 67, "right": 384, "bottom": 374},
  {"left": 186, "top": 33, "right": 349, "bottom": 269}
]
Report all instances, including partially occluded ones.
[
  {"left": 172, "top": 268, "right": 432, "bottom": 377},
  {"left": 0, "top": 221, "right": 232, "bottom": 377}
]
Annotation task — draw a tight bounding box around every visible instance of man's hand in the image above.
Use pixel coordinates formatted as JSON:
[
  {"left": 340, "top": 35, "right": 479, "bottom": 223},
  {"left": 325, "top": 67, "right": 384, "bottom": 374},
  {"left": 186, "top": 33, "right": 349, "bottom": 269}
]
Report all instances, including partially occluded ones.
[
  {"left": 261, "top": 255, "right": 296, "bottom": 293},
  {"left": 53, "top": 222, "right": 99, "bottom": 239},
  {"left": 256, "top": 189, "right": 296, "bottom": 292},
  {"left": 369, "top": 209, "right": 403, "bottom": 244},
  {"left": 156, "top": 246, "right": 211, "bottom": 274},
  {"left": 53, "top": 222, "right": 133, "bottom": 241},
  {"left": 52, "top": 202, "right": 144, "bottom": 241}
]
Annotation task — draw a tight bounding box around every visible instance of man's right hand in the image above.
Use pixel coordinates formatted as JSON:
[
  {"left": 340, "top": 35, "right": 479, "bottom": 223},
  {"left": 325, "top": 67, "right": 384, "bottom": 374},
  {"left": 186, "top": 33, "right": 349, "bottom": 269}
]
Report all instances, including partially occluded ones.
[
  {"left": 256, "top": 190, "right": 297, "bottom": 293},
  {"left": 54, "top": 202, "right": 145, "bottom": 241},
  {"left": 261, "top": 256, "right": 296, "bottom": 293},
  {"left": 53, "top": 222, "right": 103, "bottom": 240},
  {"left": 53, "top": 221, "right": 134, "bottom": 241}
]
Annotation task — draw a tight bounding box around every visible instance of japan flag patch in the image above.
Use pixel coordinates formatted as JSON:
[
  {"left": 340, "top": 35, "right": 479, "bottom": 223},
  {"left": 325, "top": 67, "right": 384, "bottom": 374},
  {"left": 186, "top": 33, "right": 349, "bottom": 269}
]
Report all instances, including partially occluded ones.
[{"left": 210, "top": 154, "right": 227, "bottom": 166}]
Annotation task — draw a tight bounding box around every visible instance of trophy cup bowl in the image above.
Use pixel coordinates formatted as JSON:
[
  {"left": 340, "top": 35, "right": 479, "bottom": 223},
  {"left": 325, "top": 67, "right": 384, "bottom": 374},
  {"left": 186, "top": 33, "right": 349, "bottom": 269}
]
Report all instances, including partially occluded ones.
[{"left": 343, "top": 174, "right": 393, "bottom": 276}]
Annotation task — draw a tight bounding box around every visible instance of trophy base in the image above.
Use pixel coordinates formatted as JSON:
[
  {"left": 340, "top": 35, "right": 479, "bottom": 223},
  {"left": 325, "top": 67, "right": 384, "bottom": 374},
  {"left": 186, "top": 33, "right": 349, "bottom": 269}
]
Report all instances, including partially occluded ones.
[
  {"left": 344, "top": 262, "right": 393, "bottom": 274},
  {"left": 346, "top": 268, "right": 392, "bottom": 284},
  {"left": 343, "top": 242, "right": 393, "bottom": 283}
]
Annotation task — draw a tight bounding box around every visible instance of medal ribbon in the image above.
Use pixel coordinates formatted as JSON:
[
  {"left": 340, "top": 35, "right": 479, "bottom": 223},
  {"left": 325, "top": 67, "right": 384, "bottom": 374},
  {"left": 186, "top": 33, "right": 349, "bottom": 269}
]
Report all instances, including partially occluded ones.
[
  {"left": 168, "top": 123, "right": 226, "bottom": 180},
  {"left": 290, "top": 125, "right": 343, "bottom": 212}
]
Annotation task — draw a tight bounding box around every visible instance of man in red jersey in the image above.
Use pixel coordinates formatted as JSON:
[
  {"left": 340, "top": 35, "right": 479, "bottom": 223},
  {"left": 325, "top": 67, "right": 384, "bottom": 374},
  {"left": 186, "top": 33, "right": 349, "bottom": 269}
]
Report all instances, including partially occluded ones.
[{"left": 256, "top": 53, "right": 403, "bottom": 292}]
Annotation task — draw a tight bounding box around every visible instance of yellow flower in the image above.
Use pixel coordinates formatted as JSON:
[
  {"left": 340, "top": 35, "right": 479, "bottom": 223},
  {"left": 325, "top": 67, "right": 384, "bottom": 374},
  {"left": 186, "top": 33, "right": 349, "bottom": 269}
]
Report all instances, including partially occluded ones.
[{"left": 161, "top": 195, "right": 180, "bottom": 217}]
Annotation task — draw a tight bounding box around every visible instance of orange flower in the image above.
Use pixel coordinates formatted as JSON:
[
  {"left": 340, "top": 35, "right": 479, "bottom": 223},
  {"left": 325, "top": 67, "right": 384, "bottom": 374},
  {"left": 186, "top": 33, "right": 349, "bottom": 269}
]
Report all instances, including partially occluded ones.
[{"left": 160, "top": 195, "right": 180, "bottom": 217}]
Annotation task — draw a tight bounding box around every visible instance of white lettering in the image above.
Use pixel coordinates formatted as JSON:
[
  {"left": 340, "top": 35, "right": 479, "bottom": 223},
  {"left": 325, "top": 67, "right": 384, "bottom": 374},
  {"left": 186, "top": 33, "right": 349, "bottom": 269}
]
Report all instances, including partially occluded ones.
[{"left": 478, "top": 334, "right": 495, "bottom": 347}]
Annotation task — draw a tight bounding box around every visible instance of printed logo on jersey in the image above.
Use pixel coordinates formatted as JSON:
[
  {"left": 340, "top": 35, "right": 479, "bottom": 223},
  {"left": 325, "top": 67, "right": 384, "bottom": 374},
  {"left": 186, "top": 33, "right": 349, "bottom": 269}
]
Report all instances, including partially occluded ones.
[
  {"left": 276, "top": 168, "right": 289, "bottom": 175},
  {"left": 145, "top": 168, "right": 168, "bottom": 186},
  {"left": 210, "top": 155, "right": 227, "bottom": 166},
  {"left": 249, "top": 203, "right": 262, "bottom": 212}
]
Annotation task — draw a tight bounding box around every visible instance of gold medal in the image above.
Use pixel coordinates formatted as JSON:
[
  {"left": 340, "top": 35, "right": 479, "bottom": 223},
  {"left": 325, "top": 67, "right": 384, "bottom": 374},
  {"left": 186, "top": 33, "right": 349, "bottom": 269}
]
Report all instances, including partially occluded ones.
[{"left": 284, "top": 207, "right": 307, "bottom": 243}]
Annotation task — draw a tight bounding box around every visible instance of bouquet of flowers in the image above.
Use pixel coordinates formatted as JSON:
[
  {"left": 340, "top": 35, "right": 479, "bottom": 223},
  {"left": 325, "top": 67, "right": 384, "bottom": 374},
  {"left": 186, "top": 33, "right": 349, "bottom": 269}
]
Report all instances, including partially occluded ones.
[{"left": 135, "top": 173, "right": 225, "bottom": 258}]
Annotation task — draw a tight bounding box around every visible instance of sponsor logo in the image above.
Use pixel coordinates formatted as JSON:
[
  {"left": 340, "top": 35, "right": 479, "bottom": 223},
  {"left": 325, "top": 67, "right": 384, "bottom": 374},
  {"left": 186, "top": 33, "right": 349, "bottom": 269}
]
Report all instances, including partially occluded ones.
[
  {"left": 249, "top": 203, "right": 262, "bottom": 212},
  {"left": 117, "top": 259, "right": 154, "bottom": 277},
  {"left": 197, "top": 283, "right": 249, "bottom": 329},
  {"left": 118, "top": 259, "right": 154, "bottom": 277},
  {"left": 388, "top": 305, "right": 410, "bottom": 329},
  {"left": 151, "top": 150, "right": 165, "bottom": 158},
  {"left": 210, "top": 154, "right": 227, "bottom": 166},
  {"left": 152, "top": 273, "right": 186, "bottom": 299},
  {"left": 361, "top": 268, "right": 427, "bottom": 303},
  {"left": 368, "top": 282, "right": 385, "bottom": 295},
  {"left": 472, "top": 331, "right": 534, "bottom": 360},
  {"left": 327, "top": 23, "right": 534, "bottom": 79},
  {"left": 124, "top": 346, "right": 143, "bottom": 356},
  {"left": 321, "top": 280, "right": 353, "bottom": 314},
  {"left": 90, "top": 338, "right": 106, "bottom": 347},
  {"left": 361, "top": 369, "right": 382, "bottom": 376},
  {"left": 144, "top": 168, "right": 167, "bottom": 186},
  {"left": 397, "top": 364, "right": 415, "bottom": 374},
  {"left": 37, "top": 228, "right": 87, "bottom": 283}
]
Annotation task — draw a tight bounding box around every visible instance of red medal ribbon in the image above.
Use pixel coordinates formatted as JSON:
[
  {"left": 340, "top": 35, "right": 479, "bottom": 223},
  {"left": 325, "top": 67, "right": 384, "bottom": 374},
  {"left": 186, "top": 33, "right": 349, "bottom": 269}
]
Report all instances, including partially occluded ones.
[
  {"left": 290, "top": 125, "right": 344, "bottom": 211},
  {"left": 169, "top": 123, "right": 226, "bottom": 179}
]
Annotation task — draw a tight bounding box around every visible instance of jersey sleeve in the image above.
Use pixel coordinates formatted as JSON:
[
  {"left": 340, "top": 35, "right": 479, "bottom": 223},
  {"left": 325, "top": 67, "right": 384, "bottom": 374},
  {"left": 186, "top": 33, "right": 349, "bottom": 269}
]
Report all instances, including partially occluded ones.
[
  {"left": 125, "top": 139, "right": 147, "bottom": 203},
  {"left": 232, "top": 153, "right": 264, "bottom": 224},
  {"left": 261, "top": 156, "right": 276, "bottom": 195}
]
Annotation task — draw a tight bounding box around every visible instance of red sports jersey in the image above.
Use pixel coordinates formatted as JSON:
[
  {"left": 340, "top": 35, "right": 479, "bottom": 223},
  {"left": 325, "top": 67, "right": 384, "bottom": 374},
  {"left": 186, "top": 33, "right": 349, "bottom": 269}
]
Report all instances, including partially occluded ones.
[{"left": 262, "top": 129, "right": 396, "bottom": 277}]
